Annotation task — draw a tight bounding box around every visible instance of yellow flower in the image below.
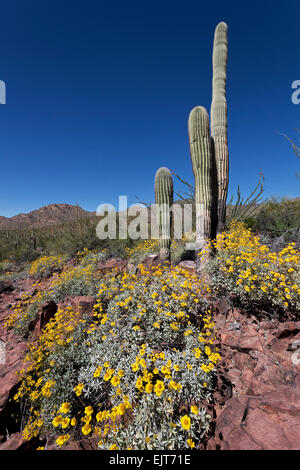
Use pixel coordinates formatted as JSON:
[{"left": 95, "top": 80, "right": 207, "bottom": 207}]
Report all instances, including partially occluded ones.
[
  {"left": 94, "top": 366, "right": 102, "bottom": 378},
  {"left": 81, "top": 423, "right": 92, "bottom": 435},
  {"left": 84, "top": 406, "right": 93, "bottom": 416},
  {"left": 61, "top": 417, "right": 70, "bottom": 429},
  {"left": 145, "top": 383, "right": 153, "bottom": 393},
  {"left": 135, "top": 377, "right": 143, "bottom": 390},
  {"left": 191, "top": 405, "right": 199, "bottom": 415},
  {"left": 187, "top": 438, "right": 195, "bottom": 448},
  {"left": 59, "top": 402, "right": 71, "bottom": 414},
  {"left": 184, "top": 330, "right": 193, "bottom": 336},
  {"left": 52, "top": 415, "right": 62, "bottom": 427},
  {"left": 56, "top": 434, "right": 70, "bottom": 447},
  {"left": 111, "top": 376, "right": 121, "bottom": 387},
  {"left": 154, "top": 380, "right": 165, "bottom": 397},
  {"left": 74, "top": 383, "right": 84, "bottom": 396},
  {"left": 180, "top": 415, "right": 191, "bottom": 431}
]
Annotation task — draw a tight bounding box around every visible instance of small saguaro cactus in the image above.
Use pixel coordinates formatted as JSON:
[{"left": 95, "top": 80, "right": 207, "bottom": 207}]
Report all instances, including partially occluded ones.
[
  {"left": 210, "top": 21, "right": 229, "bottom": 235},
  {"left": 188, "top": 106, "right": 214, "bottom": 257},
  {"left": 154, "top": 167, "right": 173, "bottom": 261}
]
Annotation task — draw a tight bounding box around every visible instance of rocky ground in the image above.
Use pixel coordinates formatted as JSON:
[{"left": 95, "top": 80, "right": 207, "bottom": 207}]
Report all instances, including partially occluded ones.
[{"left": 0, "top": 259, "right": 299, "bottom": 450}]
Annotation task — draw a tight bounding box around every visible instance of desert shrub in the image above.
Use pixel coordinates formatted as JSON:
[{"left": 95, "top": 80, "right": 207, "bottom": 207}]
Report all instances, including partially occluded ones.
[
  {"left": 0, "top": 259, "right": 15, "bottom": 273},
  {"left": 29, "top": 255, "right": 66, "bottom": 279},
  {"left": 6, "top": 259, "right": 101, "bottom": 336},
  {"left": 14, "top": 266, "right": 219, "bottom": 450},
  {"left": 48, "top": 263, "right": 100, "bottom": 303},
  {"left": 74, "top": 248, "right": 109, "bottom": 267},
  {"left": 5, "top": 286, "right": 48, "bottom": 336},
  {"left": 202, "top": 220, "right": 300, "bottom": 312},
  {"left": 251, "top": 197, "right": 300, "bottom": 248},
  {"left": 125, "top": 239, "right": 159, "bottom": 263}
]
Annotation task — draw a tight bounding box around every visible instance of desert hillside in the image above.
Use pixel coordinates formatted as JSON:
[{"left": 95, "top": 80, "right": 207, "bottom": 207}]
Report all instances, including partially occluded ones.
[{"left": 0, "top": 204, "right": 94, "bottom": 230}]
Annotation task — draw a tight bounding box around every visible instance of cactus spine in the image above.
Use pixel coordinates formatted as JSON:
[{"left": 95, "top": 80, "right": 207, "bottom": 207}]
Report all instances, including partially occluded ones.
[
  {"left": 210, "top": 21, "right": 229, "bottom": 234},
  {"left": 188, "top": 106, "right": 214, "bottom": 255},
  {"left": 155, "top": 167, "right": 173, "bottom": 261}
]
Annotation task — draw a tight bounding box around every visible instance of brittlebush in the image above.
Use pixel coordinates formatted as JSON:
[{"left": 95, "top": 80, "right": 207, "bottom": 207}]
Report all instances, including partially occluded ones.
[
  {"left": 14, "top": 266, "right": 220, "bottom": 450},
  {"left": 200, "top": 220, "right": 300, "bottom": 311},
  {"left": 29, "top": 255, "right": 66, "bottom": 279}
]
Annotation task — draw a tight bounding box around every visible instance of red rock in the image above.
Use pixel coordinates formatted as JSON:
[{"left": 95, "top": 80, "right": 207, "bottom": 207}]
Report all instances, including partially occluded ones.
[
  {"left": 0, "top": 432, "right": 45, "bottom": 450},
  {"left": 98, "top": 257, "right": 128, "bottom": 274},
  {"left": 227, "top": 368, "right": 241, "bottom": 380},
  {"left": 244, "top": 407, "right": 292, "bottom": 450},
  {"left": 28, "top": 300, "right": 57, "bottom": 333},
  {"left": 0, "top": 281, "right": 13, "bottom": 294},
  {"left": 0, "top": 432, "right": 26, "bottom": 450},
  {"left": 177, "top": 260, "right": 196, "bottom": 273},
  {"left": 275, "top": 322, "right": 300, "bottom": 339},
  {"left": 237, "top": 334, "right": 264, "bottom": 353},
  {"left": 222, "top": 427, "right": 262, "bottom": 450},
  {"left": 212, "top": 297, "right": 232, "bottom": 317},
  {"left": 59, "top": 296, "right": 95, "bottom": 315},
  {"left": 0, "top": 340, "right": 27, "bottom": 412},
  {"left": 207, "top": 311, "right": 300, "bottom": 450},
  {"left": 214, "top": 395, "right": 249, "bottom": 441}
]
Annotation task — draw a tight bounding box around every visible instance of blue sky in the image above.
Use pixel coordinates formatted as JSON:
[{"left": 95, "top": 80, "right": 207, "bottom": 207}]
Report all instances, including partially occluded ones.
[{"left": 0, "top": 0, "right": 299, "bottom": 217}]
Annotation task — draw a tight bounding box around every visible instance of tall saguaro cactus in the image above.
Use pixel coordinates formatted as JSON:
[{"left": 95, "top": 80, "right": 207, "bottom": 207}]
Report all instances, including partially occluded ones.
[
  {"left": 188, "top": 106, "right": 214, "bottom": 255},
  {"left": 155, "top": 167, "right": 173, "bottom": 261},
  {"left": 210, "top": 21, "right": 229, "bottom": 234}
]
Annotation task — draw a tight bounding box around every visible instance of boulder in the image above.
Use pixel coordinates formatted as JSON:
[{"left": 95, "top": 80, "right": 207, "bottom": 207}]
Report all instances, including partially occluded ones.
[
  {"left": 207, "top": 310, "right": 300, "bottom": 450},
  {"left": 0, "top": 281, "right": 13, "bottom": 294},
  {"left": 98, "top": 257, "right": 128, "bottom": 275},
  {"left": 28, "top": 300, "right": 57, "bottom": 333},
  {"left": 0, "top": 432, "right": 45, "bottom": 450},
  {"left": 59, "top": 296, "right": 96, "bottom": 315}
]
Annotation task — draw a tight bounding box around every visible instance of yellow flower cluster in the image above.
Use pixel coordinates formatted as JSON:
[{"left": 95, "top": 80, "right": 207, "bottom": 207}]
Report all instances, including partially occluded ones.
[
  {"left": 12, "top": 259, "right": 219, "bottom": 450},
  {"left": 201, "top": 220, "right": 300, "bottom": 310},
  {"left": 29, "top": 255, "right": 65, "bottom": 278},
  {"left": 125, "top": 239, "right": 159, "bottom": 259}
]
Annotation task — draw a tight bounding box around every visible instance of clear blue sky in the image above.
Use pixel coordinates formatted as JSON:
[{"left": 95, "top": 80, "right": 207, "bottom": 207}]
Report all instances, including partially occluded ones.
[{"left": 0, "top": 0, "right": 299, "bottom": 217}]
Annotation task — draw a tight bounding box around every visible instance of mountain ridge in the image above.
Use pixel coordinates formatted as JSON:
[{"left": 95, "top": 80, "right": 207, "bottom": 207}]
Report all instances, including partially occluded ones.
[{"left": 0, "top": 204, "right": 95, "bottom": 230}]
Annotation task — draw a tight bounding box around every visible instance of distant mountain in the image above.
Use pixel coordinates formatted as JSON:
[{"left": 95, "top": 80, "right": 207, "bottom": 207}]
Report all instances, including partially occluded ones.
[{"left": 0, "top": 204, "right": 95, "bottom": 230}]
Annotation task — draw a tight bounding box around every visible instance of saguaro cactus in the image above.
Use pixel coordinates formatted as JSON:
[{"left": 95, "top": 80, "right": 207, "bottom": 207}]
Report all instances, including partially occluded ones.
[
  {"left": 155, "top": 167, "right": 173, "bottom": 261},
  {"left": 210, "top": 21, "right": 229, "bottom": 234},
  {"left": 188, "top": 106, "right": 214, "bottom": 255}
]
